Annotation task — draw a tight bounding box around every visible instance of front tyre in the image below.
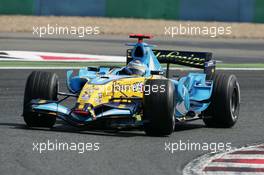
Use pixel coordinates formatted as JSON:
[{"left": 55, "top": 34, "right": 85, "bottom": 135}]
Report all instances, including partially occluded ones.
[
  {"left": 23, "top": 71, "right": 58, "bottom": 127},
  {"left": 143, "top": 79, "right": 176, "bottom": 136},
  {"left": 203, "top": 73, "right": 240, "bottom": 128}
]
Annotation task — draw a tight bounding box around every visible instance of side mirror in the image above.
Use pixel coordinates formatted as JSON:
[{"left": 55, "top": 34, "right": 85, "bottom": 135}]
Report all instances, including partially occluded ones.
[
  {"left": 87, "top": 66, "right": 99, "bottom": 72},
  {"left": 150, "top": 70, "right": 164, "bottom": 75}
]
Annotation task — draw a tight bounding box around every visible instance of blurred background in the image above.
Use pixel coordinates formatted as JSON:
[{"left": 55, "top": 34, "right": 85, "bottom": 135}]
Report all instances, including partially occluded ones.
[
  {"left": 0, "top": 0, "right": 264, "bottom": 67},
  {"left": 0, "top": 0, "right": 263, "bottom": 23}
]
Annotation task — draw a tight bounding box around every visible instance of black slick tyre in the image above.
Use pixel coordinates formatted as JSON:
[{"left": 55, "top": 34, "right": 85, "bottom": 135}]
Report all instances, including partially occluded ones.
[
  {"left": 143, "top": 79, "right": 176, "bottom": 136},
  {"left": 203, "top": 73, "right": 240, "bottom": 128},
  {"left": 23, "top": 71, "right": 58, "bottom": 127}
]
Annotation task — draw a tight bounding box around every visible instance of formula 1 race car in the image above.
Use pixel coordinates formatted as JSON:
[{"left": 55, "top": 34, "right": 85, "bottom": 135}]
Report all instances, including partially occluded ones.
[{"left": 22, "top": 34, "right": 240, "bottom": 136}]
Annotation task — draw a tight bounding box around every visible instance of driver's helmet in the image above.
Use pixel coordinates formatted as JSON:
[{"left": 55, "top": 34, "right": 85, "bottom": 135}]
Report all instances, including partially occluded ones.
[{"left": 127, "top": 59, "right": 146, "bottom": 76}]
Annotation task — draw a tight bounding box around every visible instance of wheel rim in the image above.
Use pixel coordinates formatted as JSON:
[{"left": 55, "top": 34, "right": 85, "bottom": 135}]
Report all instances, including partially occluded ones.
[
  {"left": 172, "top": 107, "right": 176, "bottom": 131},
  {"left": 230, "top": 87, "right": 239, "bottom": 120}
]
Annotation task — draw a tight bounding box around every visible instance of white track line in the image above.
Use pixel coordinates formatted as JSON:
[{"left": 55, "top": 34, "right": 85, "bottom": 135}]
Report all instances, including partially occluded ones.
[
  {"left": 1, "top": 50, "right": 263, "bottom": 70},
  {"left": 224, "top": 154, "right": 264, "bottom": 159},
  {"left": 0, "top": 50, "right": 125, "bottom": 62},
  {"left": 206, "top": 162, "right": 264, "bottom": 168}
]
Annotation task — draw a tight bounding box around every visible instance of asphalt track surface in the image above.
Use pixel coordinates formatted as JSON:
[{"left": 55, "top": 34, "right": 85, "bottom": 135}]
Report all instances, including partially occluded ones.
[
  {"left": 0, "top": 33, "right": 264, "bottom": 64},
  {"left": 0, "top": 34, "right": 264, "bottom": 175},
  {"left": 0, "top": 69, "right": 264, "bottom": 175}
]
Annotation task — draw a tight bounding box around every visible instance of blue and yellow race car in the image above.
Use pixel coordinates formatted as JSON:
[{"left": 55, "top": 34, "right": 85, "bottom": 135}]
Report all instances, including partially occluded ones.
[{"left": 23, "top": 34, "right": 240, "bottom": 136}]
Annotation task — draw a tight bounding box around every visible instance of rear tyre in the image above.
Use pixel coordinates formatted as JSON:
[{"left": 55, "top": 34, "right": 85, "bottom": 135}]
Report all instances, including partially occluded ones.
[
  {"left": 143, "top": 79, "right": 176, "bottom": 136},
  {"left": 23, "top": 71, "right": 58, "bottom": 127},
  {"left": 203, "top": 73, "right": 240, "bottom": 128}
]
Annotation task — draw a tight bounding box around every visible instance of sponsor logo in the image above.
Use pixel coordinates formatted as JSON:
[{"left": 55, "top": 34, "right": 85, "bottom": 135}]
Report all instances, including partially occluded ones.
[{"left": 81, "top": 91, "right": 90, "bottom": 100}]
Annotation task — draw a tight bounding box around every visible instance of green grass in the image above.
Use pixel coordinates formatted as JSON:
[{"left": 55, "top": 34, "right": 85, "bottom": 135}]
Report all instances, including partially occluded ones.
[{"left": 0, "top": 61, "right": 264, "bottom": 68}]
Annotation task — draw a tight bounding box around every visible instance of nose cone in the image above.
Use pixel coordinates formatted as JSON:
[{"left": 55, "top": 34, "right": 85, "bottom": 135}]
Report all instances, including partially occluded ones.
[{"left": 77, "top": 81, "right": 113, "bottom": 108}]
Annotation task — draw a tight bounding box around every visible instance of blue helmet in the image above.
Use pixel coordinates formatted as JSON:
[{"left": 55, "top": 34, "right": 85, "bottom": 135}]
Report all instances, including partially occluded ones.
[{"left": 127, "top": 60, "right": 147, "bottom": 76}]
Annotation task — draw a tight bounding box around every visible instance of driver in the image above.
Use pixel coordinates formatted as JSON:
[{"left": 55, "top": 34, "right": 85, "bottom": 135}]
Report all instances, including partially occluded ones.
[{"left": 119, "top": 59, "right": 147, "bottom": 76}]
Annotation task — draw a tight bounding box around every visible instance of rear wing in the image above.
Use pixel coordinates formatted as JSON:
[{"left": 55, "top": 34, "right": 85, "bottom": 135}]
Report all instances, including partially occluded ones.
[{"left": 127, "top": 49, "right": 215, "bottom": 79}]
